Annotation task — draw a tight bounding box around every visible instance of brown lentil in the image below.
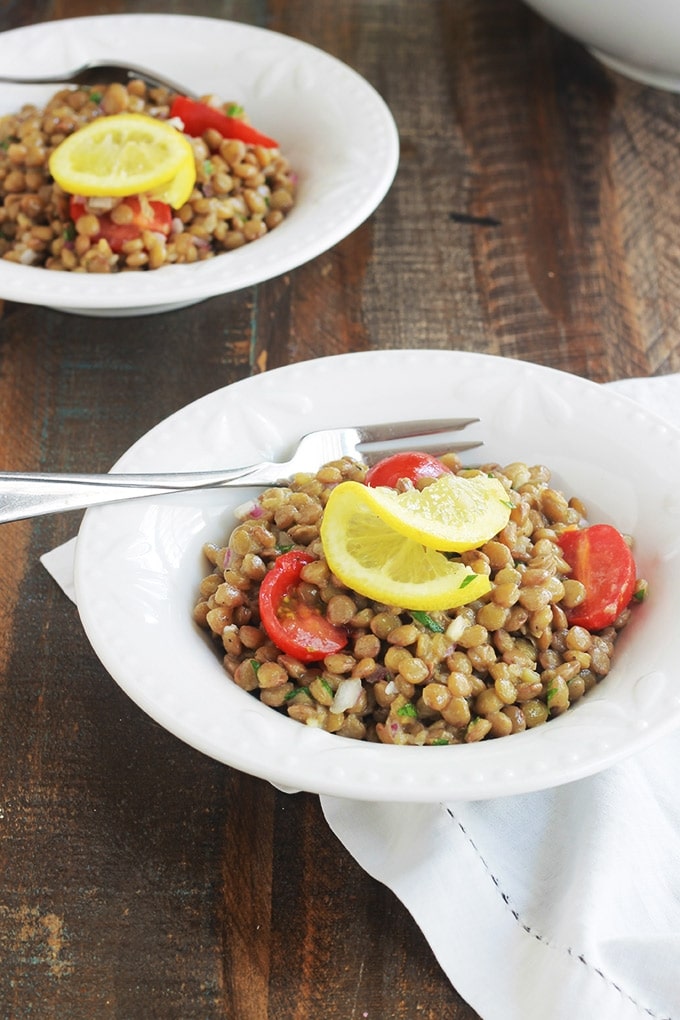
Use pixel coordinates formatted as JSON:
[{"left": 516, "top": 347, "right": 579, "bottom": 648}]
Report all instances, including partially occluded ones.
[
  {"left": 0, "top": 82, "right": 295, "bottom": 272},
  {"left": 193, "top": 455, "right": 644, "bottom": 745}
]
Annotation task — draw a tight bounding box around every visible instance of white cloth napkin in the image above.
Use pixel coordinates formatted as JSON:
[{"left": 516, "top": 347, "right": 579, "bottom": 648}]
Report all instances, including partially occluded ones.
[{"left": 41, "top": 376, "right": 680, "bottom": 1020}]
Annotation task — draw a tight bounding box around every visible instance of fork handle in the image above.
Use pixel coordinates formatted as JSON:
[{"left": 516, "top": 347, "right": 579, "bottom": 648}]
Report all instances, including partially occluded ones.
[
  {"left": 0, "top": 75, "right": 68, "bottom": 85},
  {"left": 0, "top": 464, "right": 282, "bottom": 523}
]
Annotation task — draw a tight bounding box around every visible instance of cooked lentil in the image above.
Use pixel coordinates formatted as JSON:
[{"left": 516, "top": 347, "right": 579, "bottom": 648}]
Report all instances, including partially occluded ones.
[
  {"left": 0, "top": 81, "right": 295, "bottom": 272},
  {"left": 193, "top": 454, "right": 644, "bottom": 745}
]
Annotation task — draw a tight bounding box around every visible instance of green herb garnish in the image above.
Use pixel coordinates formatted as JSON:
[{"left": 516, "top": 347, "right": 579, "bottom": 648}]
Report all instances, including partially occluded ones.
[
  {"left": 410, "top": 610, "right": 445, "bottom": 633},
  {"left": 89, "top": 91, "right": 103, "bottom": 103},
  {"left": 227, "top": 103, "right": 245, "bottom": 118},
  {"left": 397, "top": 702, "right": 418, "bottom": 718},
  {"left": 284, "top": 685, "right": 311, "bottom": 701}
]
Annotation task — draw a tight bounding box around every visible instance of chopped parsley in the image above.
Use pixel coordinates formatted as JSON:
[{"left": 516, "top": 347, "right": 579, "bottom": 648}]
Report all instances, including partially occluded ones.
[
  {"left": 227, "top": 103, "right": 245, "bottom": 118},
  {"left": 397, "top": 702, "right": 418, "bottom": 719}
]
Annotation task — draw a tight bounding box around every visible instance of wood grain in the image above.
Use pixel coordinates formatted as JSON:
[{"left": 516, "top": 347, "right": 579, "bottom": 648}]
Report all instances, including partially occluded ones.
[{"left": 1, "top": 1, "right": 680, "bottom": 1017}]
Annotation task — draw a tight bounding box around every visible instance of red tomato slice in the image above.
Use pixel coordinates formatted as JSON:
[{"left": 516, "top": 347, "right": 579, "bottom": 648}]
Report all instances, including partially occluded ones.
[
  {"left": 365, "top": 451, "right": 452, "bottom": 489},
  {"left": 69, "top": 196, "right": 172, "bottom": 253},
  {"left": 169, "top": 95, "right": 279, "bottom": 148},
  {"left": 557, "top": 524, "right": 637, "bottom": 630},
  {"left": 258, "top": 550, "right": 348, "bottom": 663}
]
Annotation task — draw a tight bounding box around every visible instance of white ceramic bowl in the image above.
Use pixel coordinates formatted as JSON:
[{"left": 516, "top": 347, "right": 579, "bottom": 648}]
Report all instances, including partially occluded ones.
[
  {"left": 73, "top": 350, "right": 680, "bottom": 802},
  {"left": 524, "top": 0, "right": 680, "bottom": 91},
  {"left": 0, "top": 14, "right": 398, "bottom": 316}
]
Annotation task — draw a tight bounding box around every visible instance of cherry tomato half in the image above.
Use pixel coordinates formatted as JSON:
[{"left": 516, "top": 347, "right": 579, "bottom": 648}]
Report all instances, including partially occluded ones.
[
  {"left": 557, "top": 523, "right": 637, "bottom": 630},
  {"left": 69, "top": 196, "right": 172, "bottom": 253},
  {"left": 365, "top": 451, "right": 453, "bottom": 489},
  {"left": 258, "top": 550, "right": 348, "bottom": 663}
]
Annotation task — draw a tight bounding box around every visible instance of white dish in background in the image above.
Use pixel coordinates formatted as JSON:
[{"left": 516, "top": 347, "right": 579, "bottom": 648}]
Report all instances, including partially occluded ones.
[
  {"left": 73, "top": 350, "right": 680, "bottom": 802},
  {"left": 0, "top": 14, "right": 399, "bottom": 317},
  {"left": 524, "top": 0, "right": 680, "bottom": 92}
]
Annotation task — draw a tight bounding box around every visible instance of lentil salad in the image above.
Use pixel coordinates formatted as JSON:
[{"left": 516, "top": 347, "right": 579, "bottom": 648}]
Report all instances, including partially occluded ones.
[
  {"left": 193, "top": 452, "right": 645, "bottom": 746},
  {"left": 0, "top": 80, "right": 295, "bottom": 272}
]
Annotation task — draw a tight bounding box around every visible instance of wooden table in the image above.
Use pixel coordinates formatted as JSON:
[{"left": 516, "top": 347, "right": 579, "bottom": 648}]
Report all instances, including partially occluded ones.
[{"left": 1, "top": 2, "right": 679, "bottom": 1017}]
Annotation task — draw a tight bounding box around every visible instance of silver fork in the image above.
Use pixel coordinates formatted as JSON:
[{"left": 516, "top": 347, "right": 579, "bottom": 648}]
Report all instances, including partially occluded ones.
[
  {"left": 0, "top": 60, "right": 198, "bottom": 98},
  {"left": 0, "top": 418, "right": 480, "bottom": 524}
]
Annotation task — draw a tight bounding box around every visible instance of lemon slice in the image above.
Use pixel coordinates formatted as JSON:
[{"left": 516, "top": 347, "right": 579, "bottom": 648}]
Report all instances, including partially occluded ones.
[
  {"left": 335, "top": 474, "right": 512, "bottom": 553},
  {"left": 320, "top": 482, "right": 494, "bottom": 610},
  {"left": 148, "top": 152, "right": 196, "bottom": 208},
  {"left": 49, "top": 113, "right": 196, "bottom": 205}
]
